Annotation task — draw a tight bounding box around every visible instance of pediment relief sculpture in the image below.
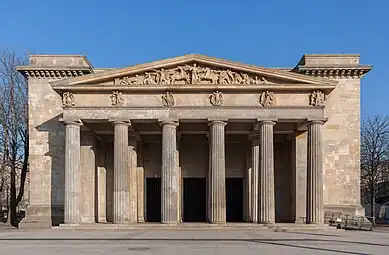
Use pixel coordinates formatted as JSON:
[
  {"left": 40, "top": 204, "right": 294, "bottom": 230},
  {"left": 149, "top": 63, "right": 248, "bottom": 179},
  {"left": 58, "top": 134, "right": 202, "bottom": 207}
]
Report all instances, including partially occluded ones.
[
  {"left": 309, "top": 90, "right": 326, "bottom": 107},
  {"left": 161, "top": 92, "right": 175, "bottom": 107},
  {"left": 259, "top": 91, "right": 275, "bottom": 107},
  {"left": 62, "top": 91, "right": 75, "bottom": 107},
  {"left": 110, "top": 91, "right": 124, "bottom": 106},
  {"left": 117, "top": 63, "right": 273, "bottom": 86},
  {"left": 209, "top": 90, "right": 224, "bottom": 107}
]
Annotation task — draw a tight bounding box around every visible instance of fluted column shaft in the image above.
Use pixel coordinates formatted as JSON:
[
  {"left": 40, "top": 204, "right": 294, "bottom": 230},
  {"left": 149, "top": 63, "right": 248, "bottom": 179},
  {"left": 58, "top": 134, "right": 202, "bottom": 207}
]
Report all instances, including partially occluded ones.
[
  {"left": 209, "top": 120, "right": 227, "bottom": 223},
  {"left": 161, "top": 121, "right": 179, "bottom": 223},
  {"left": 64, "top": 121, "right": 82, "bottom": 224},
  {"left": 306, "top": 121, "right": 324, "bottom": 224},
  {"left": 113, "top": 121, "right": 130, "bottom": 223},
  {"left": 250, "top": 134, "right": 260, "bottom": 223},
  {"left": 258, "top": 121, "right": 275, "bottom": 223}
]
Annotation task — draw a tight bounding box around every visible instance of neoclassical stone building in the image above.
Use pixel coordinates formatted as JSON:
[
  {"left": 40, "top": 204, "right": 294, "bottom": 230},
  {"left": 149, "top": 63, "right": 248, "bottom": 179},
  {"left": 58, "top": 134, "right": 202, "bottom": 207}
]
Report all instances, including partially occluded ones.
[{"left": 17, "top": 53, "right": 371, "bottom": 227}]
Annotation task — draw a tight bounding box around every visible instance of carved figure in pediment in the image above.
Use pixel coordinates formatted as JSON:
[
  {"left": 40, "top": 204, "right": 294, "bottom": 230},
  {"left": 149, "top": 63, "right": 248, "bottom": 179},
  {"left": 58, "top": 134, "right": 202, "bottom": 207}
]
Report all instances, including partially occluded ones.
[
  {"left": 144, "top": 72, "right": 158, "bottom": 85},
  {"left": 217, "top": 70, "right": 232, "bottom": 84},
  {"left": 161, "top": 92, "right": 175, "bottom": 107},
  {"left": 253, "top": 76, "right": 270, "bottom": 84},
  {"left": 209, "top": 90, "right": 224, "bottom": 106},
  {"left": 117, "top": 63, "right": 277, "bottom": 85},
  {"left": 259, "top": 91, "right": 275, "bottom": 107},
  {"left": 170, "top": 66, "right": 190, "bottom": 84},
  {"left": 110, "top": 91, "right": 124, "bottom": 106},
  {"left": 190, "top": 63, "right": 200, "bottom": 84},
  {"left": 152, "top": 68, "right": 170, "bottom": 85},
  {"left": 62, "top": 91, "right": 75, "bottom": 107},
  {"left": 310, "top": 90, "right": 326, "bottom": 107},
  {"left": 199, "top": 67, "right": 219, "bottom": 84}
]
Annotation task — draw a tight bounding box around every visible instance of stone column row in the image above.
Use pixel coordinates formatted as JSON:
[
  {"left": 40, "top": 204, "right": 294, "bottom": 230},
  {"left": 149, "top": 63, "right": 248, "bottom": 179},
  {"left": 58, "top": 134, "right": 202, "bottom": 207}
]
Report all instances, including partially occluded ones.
[
  {"left": 64, "top": 120, "right": 139, "bottom": 225},
  {"left": 248, "top": 120, "right": 324, "bottom": 224}
]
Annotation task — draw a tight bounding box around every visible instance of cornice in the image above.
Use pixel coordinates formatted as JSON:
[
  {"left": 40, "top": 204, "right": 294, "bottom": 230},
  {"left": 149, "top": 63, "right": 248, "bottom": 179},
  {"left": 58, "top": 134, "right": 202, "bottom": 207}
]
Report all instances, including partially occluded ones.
[
  {"left": 17, "top": 66, "right": 93, "bottom": 79},
  {"left": 296, "top": 65, "right": 372, "bottom": 79},
  {"left": 51, "top": 83, "right": 336, "bottom": 93}
]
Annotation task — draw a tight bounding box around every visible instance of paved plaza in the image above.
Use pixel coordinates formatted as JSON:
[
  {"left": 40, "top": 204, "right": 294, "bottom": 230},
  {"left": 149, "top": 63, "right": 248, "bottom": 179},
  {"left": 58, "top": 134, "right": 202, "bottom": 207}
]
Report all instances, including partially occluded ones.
[{"left": 0, "top": 229, "right": 388, "bottom": 254}]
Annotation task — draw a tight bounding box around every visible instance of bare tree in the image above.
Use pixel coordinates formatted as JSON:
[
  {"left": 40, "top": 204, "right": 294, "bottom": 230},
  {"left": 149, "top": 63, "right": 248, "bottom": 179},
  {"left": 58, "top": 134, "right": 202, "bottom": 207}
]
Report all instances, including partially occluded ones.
[
  {"left": 0, "top": 49, "right": 28, "bottom": 227},
  {"left": 361, "top": 116, "right": 389, "bottom": 224}
]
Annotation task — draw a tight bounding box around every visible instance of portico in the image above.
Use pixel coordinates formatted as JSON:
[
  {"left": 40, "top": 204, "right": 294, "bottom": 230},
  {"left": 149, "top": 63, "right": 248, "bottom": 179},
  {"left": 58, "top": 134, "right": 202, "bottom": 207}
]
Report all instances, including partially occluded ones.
[
  {"left": 62, "top": 113, "right": 325, "bottom": 225},
  {"left": 17, "top": 53, "right": 372, "bottom": 228}
]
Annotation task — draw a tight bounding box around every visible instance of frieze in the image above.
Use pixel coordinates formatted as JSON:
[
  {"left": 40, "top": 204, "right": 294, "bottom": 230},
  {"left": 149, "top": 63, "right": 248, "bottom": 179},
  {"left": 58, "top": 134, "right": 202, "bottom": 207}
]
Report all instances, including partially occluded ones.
[
  {"left": 259, "top": 91, "right": 275, "bottom": 107},
  {"left": 110, "top": 91, "right": 124, "bottom": 106},
  {"left": 117, "top": 63, "right": 273, "bottom": 85},
  {"left": 62, "top": 91, "right": 75, "bottom": 107},
  {"left": 310, "top": 90, "right": 326, "bottom": 107},
  {"left": 161, "top": 92, "right": 175, "bottom": 107}
]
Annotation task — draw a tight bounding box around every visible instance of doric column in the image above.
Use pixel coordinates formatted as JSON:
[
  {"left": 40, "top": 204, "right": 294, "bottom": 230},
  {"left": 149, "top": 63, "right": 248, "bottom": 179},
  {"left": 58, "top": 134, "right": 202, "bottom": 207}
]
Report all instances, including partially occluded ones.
[
  {"left": 112, "top": 120, "right": 130, "bottom": 223},
  {"left": 64, "top": 120, "right": 82, "bottom": 224},
  {"left": 258, "top": 120, "right": 276, "bottom": 223},
  {"left": 306, "top": 120, "right": 324, "bottom": 224},
  {"left": 250, "top": 133, "right": 260, "bottom": 223},
  {"left": 209, "top": 120, "right": 227, "bottom": 223},
  {"left": 160, "top": 120, "right": 179, "bottom": 224},
  {"left": 128, "top": 133, "right": 139, "bottom": 223},
  {"left": 81, "top": 132, "right": 96, "bottom": 223}
]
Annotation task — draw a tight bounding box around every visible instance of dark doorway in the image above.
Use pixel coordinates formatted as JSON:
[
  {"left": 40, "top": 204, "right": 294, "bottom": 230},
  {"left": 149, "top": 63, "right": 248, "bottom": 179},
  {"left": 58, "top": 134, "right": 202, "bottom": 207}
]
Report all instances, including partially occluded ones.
[
  {"left": 183, "top": 178, "right": 207, "bottom": 222},
  {"left": 146, "top": 177, "right": 161, "bottom": 222},
  {"left": 226, "top": 178, "right": 244, "bottom": 222}
]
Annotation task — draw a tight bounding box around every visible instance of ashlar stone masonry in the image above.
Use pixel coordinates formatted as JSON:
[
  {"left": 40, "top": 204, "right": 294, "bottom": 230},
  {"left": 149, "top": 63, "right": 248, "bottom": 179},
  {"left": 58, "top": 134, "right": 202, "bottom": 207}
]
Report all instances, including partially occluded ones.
[{"left": 17, "top": 53, "right": 372, "bottom": 227}]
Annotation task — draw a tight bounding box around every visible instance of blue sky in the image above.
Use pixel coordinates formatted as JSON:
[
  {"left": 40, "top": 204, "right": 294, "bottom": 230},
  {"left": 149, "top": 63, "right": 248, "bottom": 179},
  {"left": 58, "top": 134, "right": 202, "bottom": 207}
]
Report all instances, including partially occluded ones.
[{"left": 0, "top": 0, "right": 387, "bottom": 117}]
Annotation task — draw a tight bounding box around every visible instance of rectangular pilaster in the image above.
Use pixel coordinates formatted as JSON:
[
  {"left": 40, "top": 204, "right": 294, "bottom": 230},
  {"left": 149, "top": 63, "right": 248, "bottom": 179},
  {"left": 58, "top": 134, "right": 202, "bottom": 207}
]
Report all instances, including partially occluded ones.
[
  {"left": 81, "top": 132, "right": 96, "bottom": 223},
  {"left": 209, "top": 120, "right": 227, "bottom": 223},
  {"left": 128, "top": 134, "right": 138, "bottom": 223},
  {"left": 137, "top": 142, "right": 145, "bottom": 222},
  {"left": 250, "top": 133, "right": 260, "bottom": 223},
  {"left": 96, "top": 140, "right": 107, "bottom": 223}
]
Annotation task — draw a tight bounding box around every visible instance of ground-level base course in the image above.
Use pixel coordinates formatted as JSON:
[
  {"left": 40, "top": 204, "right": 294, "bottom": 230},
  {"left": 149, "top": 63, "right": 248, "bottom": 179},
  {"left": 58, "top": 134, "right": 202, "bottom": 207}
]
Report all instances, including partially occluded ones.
[{"left": 0, "top": 228, "right": 388, "bottom": 254}]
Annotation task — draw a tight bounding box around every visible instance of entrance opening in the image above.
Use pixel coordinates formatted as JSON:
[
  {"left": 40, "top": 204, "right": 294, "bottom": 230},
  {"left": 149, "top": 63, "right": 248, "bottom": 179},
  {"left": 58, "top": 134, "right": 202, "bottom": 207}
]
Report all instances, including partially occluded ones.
[
  {"left": 183, "top": 178, "right": 207, "bottom": 222},
  {"left": 146, "top": 177, "right": 161, "bottom": 222},
  {"left": 226, "top": 178, "right": 244, "bottom": 222}
]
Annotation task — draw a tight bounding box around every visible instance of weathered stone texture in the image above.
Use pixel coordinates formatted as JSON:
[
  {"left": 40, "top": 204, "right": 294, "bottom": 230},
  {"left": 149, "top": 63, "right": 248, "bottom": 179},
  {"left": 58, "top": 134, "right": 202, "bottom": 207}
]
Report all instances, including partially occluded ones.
[
  {"left": 323, "top": 78, "right": 362, "bottom": 211},
  {"left": 24, "top": 77, "right": 65, "bottom": 226},
  {"left": 80, "top": 132, "right": 96, "bottom": 223}
]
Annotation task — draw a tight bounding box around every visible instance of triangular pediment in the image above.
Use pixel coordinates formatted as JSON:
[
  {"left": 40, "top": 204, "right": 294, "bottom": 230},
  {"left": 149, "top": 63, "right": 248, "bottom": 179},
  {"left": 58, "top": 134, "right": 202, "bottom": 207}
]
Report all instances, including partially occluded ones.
[{"left": 50, "top": 54, "right": 338, "bottom": 88}]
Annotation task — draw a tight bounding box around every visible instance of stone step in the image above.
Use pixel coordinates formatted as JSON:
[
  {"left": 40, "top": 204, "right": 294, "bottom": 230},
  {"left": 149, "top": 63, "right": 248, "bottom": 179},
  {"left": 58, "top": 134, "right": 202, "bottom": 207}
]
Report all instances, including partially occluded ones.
[{"left": 53, "top": 223, "right": 338, "bottom": 232}]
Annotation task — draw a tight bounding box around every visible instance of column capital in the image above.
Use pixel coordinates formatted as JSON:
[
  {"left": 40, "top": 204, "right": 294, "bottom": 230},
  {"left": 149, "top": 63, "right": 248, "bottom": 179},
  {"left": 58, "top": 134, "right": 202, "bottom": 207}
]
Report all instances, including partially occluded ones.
[
  {"left": 254, "top": 119, "right": 276, "bottom": 130},
  {"left": 307, "top": 120, "right": 325, "bottom": 126},
  {"left": 208, "top": 120, "right": 227, "bottom": 127},
  {"left": 159, "top": 120, "right": 179, "bottom": 127},
  {"left": 110, "top": 119, "right": 131, "bottom": 126},
  {"left": 60, "top": 118, "right": 82, "bottom": 127}
]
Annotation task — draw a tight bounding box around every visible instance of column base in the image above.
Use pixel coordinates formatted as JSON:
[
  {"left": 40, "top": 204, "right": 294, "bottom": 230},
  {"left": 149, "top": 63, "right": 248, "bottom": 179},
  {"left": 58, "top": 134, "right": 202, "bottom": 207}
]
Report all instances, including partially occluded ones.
[
  {"left": 18, "top": 205, "right": 64, "bottom": 229},
  {"left": 82, "top": 216, "right": 96, "bottom": 223}
]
